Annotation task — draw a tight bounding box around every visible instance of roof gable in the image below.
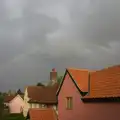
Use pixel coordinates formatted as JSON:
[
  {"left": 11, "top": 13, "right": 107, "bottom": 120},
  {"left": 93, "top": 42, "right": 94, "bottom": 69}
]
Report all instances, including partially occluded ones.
[
  {"left": 56, "top": 68, "right": 90, "bottom": 96},
  {"left": 9, "top": 94, "right": 24, "bottom": 104},
  {"left": 68, "top": 68, "right": 90, "bottom": 92}
]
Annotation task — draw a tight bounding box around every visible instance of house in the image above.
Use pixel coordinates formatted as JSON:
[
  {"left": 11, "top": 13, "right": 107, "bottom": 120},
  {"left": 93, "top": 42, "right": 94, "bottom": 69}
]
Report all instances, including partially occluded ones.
[
  {"left": 57, "top": 65, "right": 120, "bottom": 120},
  {"left": 23, "top": 84, "right": 58, "bottom": 117},
  {"left": 26, "top": 108, "right": 58, "bottom": 120},
  {"left": 4, "top": 94, "right": 24, "bottom": 113},
  {"left": 23, "top": 69, "right": 59, "bottom": 117}
]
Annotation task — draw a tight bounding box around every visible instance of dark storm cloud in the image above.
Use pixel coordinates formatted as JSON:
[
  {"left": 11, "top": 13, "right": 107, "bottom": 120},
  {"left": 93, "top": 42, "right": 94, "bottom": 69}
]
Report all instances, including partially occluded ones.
[
  {"left": 0, "top": 0, "right": 120, "bottom": 91},
  {"left": 70, "top": 0, "right": 120, "bottom": 46}
]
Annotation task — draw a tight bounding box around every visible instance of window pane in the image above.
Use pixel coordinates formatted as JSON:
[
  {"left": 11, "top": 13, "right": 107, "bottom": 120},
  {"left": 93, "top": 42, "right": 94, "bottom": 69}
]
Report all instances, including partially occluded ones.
[
  {"left": 66, "top": 97, "right": 73, "bottom": 109},
  {"left": 66, "top": 97, "right": 69, "bottom": 109},
  {"left": 68, "top": 98, "right": 70, "bottom": 109},
  {"left": 30, "top": 104, "right": 31, "bottom": 108},
  {"left": 70, "top": 98, "right": 72, "bottom": 108}
]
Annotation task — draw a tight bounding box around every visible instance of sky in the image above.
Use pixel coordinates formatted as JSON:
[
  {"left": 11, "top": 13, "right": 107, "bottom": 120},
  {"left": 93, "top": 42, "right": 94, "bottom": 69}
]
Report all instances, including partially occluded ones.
[{"left": 0, "top": 0, "right": 120, "bottom": 92}]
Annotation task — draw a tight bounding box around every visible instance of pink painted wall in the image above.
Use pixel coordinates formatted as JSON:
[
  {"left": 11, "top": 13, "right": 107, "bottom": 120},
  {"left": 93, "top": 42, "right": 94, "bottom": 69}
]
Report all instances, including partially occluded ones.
[
  {"left": 9, "top": 95, "right": 24, "bottom": 113},
  {"left": 58, "top": 73, "right": 120, "bottom": 120}
]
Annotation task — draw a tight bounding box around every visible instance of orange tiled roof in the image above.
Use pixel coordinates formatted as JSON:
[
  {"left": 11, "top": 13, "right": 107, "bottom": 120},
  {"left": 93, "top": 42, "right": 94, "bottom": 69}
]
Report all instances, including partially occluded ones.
[
  {"left": 84, "top": 65, "right": 120, "bottom": 98},
  {"left": 67, "top": 68, "right": 94, "bottom": 92},
  {"left": 29, "top": 108, "right": 58, "bottom": 120}
]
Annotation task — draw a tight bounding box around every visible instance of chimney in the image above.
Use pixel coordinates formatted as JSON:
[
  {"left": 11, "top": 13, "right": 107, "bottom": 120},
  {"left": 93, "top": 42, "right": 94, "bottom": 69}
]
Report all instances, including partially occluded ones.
[{"left": 50, "top": 68, "right": 57, "bottom": 84}]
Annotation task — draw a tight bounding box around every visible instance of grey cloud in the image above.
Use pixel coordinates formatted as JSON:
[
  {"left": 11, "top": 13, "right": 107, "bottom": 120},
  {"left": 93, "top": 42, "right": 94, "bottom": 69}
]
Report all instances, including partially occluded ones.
[
  {"left": 0, "top": 0, "right": 120, "bottom": 91},
  {"left": 0, "top": 2, "right": 59, "bottom": 64},
  {"left": 70, "top": 0, "right": 120, "bottom": 46},
  {"left": 0, "top": 0, "right": 60, "bottom": 91}
]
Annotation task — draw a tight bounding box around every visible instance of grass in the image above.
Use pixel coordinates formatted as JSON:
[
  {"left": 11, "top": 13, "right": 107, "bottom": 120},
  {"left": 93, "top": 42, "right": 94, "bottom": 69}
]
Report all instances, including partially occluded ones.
[
  {"left": 3, "top": 113, "right": 25, "bottom": 120},
  {"left": 0, "top": 95, "right": 25, "bottom": 120}
]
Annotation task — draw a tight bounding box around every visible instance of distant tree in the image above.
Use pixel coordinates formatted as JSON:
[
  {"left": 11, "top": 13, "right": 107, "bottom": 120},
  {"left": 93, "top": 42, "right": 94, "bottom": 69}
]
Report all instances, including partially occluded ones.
[
  {"left": 0, "top": 94, "right": 4, "bottom": 119},
  {"left": 2, "top": 92, "right": 7, "bottom": 96},
  {"left": 17, "top": 89, "right": 23, "bottom": 95},
  {"left": 8, "top": 90, "right": 12, "bottom": 95},
  {"left": 12, "top": 90, "right": 16, "bottom": 95},
  {"left": 36, "top": 82, "right": 45, "bottom": 86},
  {"left": 57, "top": 76, "right": 63, "bottom": 84},
  {"left": 47, "top": 75, "right": 63, "bottom": 86},
  {"left": 0, "top": 95, "right": 3, "bottom": 105}
]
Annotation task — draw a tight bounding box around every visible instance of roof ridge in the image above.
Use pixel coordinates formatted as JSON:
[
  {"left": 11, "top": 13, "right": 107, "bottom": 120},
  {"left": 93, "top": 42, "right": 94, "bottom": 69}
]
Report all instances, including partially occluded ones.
[
  {"left": 27, "top": 85, "right": 56, "bottom": 88},
  {"left": 93, "top": 64, "right": 120, "bottom": 73},
  {"left": 67, "top": 68, "right": 91, "bottom": 72},
  {"left": 30, "top": 108, "right": 53, "bottom": 111},
  {"left": 27, "top": 86, "right": 44, "bottom": 89},
  {"left": 27, "top": 85, "right": 42, "bottom": 87}
]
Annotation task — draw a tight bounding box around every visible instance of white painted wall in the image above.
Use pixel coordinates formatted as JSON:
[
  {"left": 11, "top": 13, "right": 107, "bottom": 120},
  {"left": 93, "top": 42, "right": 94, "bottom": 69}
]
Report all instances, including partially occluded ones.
[
  {"left": 23, "top": 88, "right": 30, "bottom": 117},
  {"left": 31, "top": 103, "right": 40, "bottom": 108}
]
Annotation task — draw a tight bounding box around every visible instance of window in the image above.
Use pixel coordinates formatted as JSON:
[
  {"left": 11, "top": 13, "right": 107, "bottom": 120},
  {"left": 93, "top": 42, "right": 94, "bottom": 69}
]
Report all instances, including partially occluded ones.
[
  {"left": 30, "top": 104, "right": 32, "bottom": 108},
  {"left": 34, "top": 104, "right": 36, "bottom": 108},
  {"left": 39, "top": 104, "right": 41, "bottom": 108},
  {"left": 66, "top": 97, "right": 73, "bottom": 109},
  {"left": 41, "top": 104, "right": 46, "bottom": 108}
]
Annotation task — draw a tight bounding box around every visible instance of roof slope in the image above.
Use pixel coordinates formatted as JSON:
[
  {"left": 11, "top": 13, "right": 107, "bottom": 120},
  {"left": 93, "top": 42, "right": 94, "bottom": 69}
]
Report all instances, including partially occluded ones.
[
  {"left": 4, "top": 94, "right": 24, "bottom": 103},
  {"left": 4, "top": 95, "right": 16, "bottom": 103},
  {"left": 68, "top": 68, "right": 92, "bottom": 92},
  {"left": 29, "top": 108, "right": 58, "bottom": 120},
  {"left": 57, "top": 68, "right": 94, "bottom": 96},
  {"left": 84, "top": 65, "right": 120, "bottom": 98},
  {"left": 27, "top": 84, "right": 59, "bottom": 104}
]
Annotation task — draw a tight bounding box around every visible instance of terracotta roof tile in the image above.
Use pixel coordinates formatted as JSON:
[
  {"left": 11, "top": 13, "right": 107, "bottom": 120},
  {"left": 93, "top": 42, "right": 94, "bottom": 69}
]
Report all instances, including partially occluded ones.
[
  {"left": 67, "top": 68, "right": 93, "bottom": 92},
  {"left": 84, "top": 65, "right": 120, "bottom": 98},
  {"left": 29, "top": 108, "right": 58, "bottom": 120},
  {"left": 27, "top": 84, "right": 59, "bottom": 104},
  {"left": 4, "top": 95, "right": 16, "bottom": 103}
]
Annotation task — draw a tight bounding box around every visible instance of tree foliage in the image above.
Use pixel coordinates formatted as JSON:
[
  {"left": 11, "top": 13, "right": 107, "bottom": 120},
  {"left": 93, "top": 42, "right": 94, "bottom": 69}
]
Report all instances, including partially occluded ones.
[
  {"left": 0, "top": 94, "right": 4, "bottom": 120},
  {"left": 17, "top": 89, "right": 23, "bottom": 95},
  {"left": 57, "top": 76, "right": 63, "bottom": 84},
  {"left": 36, "top": 82, "right": 45, "bottom": 86},
  {"left": 8, "top": 90, "right": 12, "bottom": 95}
]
